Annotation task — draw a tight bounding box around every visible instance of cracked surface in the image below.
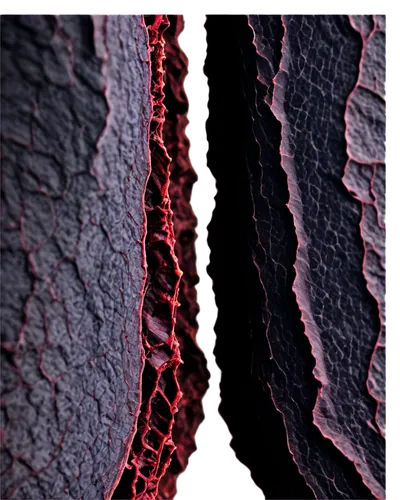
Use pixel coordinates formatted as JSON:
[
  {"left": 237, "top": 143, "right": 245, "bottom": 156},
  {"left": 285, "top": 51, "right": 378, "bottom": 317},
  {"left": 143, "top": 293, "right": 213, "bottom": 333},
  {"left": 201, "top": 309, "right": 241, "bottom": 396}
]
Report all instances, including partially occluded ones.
[
  {"left": 1, "top": 15, "right": 151, "bottom": 500},
  {"left": 344, "top": 15, "right": 386, "bottom": 439},
  {"left": 205, "top": 14, "right": 385, "bottom": 500},
  {"left": 1, "top": 13, "right": 385, "bottom": 500},
  {"left": 111, "top": 15, "right": 182, "bottom": 500}
]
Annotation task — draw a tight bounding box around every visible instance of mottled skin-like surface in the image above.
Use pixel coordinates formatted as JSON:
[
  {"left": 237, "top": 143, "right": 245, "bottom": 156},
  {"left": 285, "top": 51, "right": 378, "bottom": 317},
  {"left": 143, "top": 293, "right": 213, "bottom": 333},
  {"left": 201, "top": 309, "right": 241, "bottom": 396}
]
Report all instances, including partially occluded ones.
[
  {"left": 1, "top": 15, "right": 151, "bottom": 499},
  {"left": 344, "top": 15, "right": 386, "bottom": 439},
  {"left": 249, "top": 11, "right": 386, "bottom": 498},
  {"left": 249, "top": 14, "right": 375, "bottom": 499}
]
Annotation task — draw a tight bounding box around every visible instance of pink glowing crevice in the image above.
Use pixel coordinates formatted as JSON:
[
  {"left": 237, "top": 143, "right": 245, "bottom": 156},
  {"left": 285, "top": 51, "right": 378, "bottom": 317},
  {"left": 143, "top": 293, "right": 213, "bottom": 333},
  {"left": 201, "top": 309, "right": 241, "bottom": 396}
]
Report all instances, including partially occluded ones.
[
  {"left": 158, "top": 15, "right": 209, "bottom": 500},
  {"left": 113, "top": 15, "right": 183, "bottom": 500},
  {"left": 135, "top": 14, "right": 183, "bottom": 494}
]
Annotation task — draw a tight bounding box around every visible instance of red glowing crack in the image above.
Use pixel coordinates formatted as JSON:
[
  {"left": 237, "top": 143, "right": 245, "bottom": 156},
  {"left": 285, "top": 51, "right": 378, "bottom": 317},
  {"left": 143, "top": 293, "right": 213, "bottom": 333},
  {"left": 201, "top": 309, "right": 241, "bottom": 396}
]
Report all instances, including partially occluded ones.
[
  {"left": 158, "top": 15, "right": 210, "bottom": 500},
  {"left": 111, "top": 15, "right": 182, "bottom": 500}
]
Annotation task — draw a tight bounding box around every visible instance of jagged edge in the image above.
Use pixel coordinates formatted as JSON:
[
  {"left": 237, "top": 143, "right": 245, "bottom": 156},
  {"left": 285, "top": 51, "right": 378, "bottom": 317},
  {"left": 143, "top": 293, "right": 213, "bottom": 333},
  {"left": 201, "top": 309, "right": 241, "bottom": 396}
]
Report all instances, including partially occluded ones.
[
  {"left": 158, "top": 12, "right": 210, "bottom": 497},
  {"left": 135, "top": 15, "right": 183, "bottom": 499},
  {"left": 269, "top": 14, "right": 381, "bottom": 499},
  {"left": 203, "top": 14, "right": 272, "bottom": 495},
  {"left": 245, "top": 15, "right": 317, "bottom": 498},
  {"left": 344, "top": 14, "right": 386, "bottom": 440}
]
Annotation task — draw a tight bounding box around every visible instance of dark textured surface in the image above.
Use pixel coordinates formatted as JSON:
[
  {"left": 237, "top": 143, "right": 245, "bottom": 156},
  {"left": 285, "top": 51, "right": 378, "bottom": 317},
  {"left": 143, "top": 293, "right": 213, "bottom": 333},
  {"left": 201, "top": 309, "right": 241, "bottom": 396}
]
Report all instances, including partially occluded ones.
[
  {"left": 1, "top": 15, "right": 151, "bottom": 499},
  {"left": 271, "top": 16, "right": 385, "bottom": 498},
  {"left": 249, "top": 14, "right": 375, "bottom": 499},
  {"left": 344, "top": 15, "right": 386, "bottom": 439},
  {"left": 1, "top": 13, "right": 386, "bottom": 500},
  {"left": 205, "top": 16, "right": 313, "bottom": 499}
]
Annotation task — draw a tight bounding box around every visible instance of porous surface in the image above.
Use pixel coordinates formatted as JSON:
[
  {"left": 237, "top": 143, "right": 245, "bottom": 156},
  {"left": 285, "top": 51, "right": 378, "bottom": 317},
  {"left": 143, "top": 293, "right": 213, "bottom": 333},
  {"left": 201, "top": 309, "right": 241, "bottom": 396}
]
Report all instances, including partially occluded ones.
[{"left": 1, "top": 15, "right": 151, "bottom": 500}]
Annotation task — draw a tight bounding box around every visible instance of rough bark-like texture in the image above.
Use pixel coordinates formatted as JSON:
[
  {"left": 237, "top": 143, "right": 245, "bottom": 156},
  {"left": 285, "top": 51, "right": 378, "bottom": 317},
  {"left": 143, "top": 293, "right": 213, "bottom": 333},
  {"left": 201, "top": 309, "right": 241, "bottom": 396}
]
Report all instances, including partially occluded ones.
[{"left": 1, "top": 15, "right": 151, "bottom": 500}]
